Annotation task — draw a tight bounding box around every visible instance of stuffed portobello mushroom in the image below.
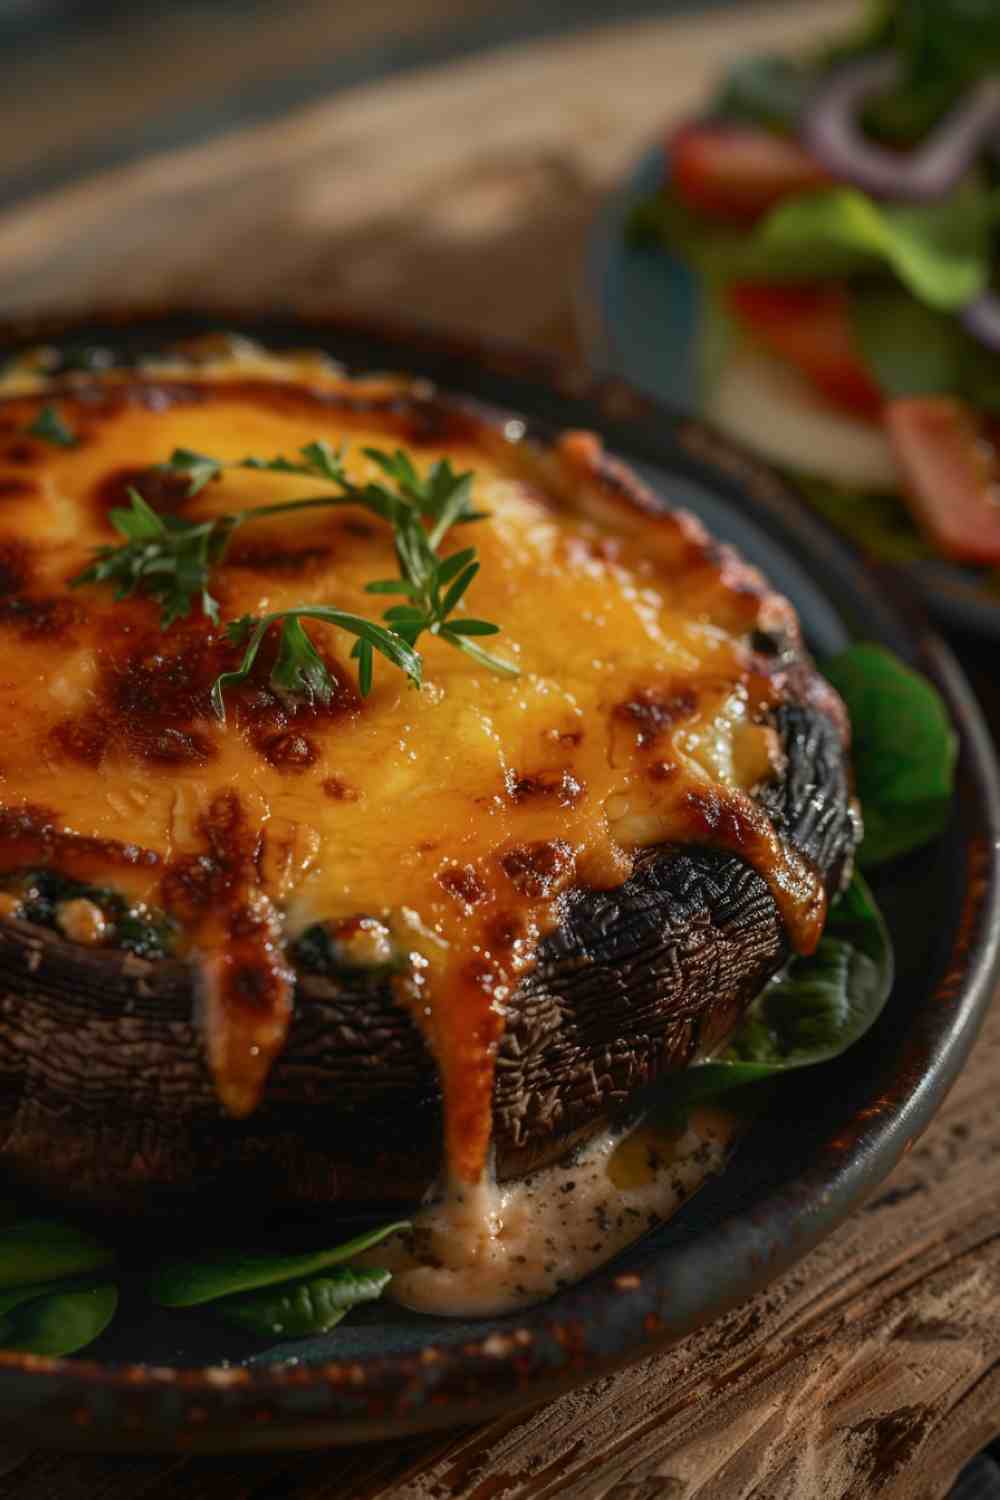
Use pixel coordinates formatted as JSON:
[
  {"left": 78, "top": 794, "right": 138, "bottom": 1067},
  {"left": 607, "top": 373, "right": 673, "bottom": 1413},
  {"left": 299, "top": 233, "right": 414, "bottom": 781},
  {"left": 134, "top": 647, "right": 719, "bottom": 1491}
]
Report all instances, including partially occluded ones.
[{"left": 0, "top": 337, "right": 860, "bottom": 1311}]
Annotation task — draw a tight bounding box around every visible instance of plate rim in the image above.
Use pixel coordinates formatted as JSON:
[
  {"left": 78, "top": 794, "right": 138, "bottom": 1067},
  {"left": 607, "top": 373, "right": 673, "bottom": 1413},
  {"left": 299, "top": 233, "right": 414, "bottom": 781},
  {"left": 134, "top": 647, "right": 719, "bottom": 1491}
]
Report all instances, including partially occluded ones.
[{"left": 0, "top": 304, "right": 996, "bottom": 1450}]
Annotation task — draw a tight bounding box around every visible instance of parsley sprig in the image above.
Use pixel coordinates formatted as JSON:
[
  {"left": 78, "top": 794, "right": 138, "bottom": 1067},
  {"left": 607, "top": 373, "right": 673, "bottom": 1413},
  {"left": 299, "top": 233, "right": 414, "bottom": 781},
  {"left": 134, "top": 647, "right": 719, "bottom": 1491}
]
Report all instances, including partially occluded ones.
[
  {"left": 71, "top": 440, "right": 516, "bottom": 715},
  {"left": 211, "top": 607, "right": 422, "bottom": 720},
  {"left": 26, "top": 404, "right": 77, "bottom": 448}
]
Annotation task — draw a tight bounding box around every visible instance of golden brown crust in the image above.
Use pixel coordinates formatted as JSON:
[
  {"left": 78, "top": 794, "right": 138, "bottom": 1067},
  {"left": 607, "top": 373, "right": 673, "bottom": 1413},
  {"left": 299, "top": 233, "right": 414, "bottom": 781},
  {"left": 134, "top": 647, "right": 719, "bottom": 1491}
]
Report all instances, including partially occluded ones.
[{"left": 0, "top": 346, "right": 857, "bottom": 1208}]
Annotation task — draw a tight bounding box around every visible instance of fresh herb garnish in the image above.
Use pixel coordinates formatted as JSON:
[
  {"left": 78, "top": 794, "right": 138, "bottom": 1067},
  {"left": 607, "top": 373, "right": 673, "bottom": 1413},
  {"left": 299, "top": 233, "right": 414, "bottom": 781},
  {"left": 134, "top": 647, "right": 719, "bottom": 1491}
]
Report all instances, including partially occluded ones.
[
  {"left": 210, "top": 607, "right": 423, "bottom": 719},
  {"left": 71, "top": 441, "right": 516, "bottom": 712},
  {"left": 71, "top": 488, "right": 230, "bottom": 627},
  {"left": 26, "top": 404, "right": 77, "bottom": 448}
]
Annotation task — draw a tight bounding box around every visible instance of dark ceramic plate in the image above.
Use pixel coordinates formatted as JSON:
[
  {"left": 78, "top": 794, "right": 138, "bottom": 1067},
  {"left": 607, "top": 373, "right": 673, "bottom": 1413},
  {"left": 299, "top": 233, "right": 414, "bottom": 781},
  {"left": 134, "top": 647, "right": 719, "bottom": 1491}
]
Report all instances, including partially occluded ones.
[
  {"left": 579, "top": 145, "right": 1000, "bottom": 640},
  {"left": 0, "top": 309, "right": 997, "bottom": 1452}
]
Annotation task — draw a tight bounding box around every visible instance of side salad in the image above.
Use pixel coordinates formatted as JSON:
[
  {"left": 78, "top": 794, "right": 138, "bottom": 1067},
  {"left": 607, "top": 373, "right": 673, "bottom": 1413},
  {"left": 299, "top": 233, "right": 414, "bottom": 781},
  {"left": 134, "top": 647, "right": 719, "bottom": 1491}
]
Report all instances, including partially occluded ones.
[
  {"left": 629, "top": 0, "right": 1000, "bottom": 576},
  {"left": 0, "top": 644, "right": 956, "bottom": 1361}
]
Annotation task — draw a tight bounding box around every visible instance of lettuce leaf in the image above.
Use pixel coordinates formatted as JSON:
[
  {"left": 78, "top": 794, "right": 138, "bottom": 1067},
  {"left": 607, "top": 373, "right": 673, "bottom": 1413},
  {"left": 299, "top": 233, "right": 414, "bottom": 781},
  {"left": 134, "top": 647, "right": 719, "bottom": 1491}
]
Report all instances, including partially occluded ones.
[
  {"left": 631, "top": 178, "right": 999, "bottom": 311},
  {"left": 753, "top": 183, "right": 997, "bottom": 310},
  {"left": 628, "top": 193, "right": 877, "bottom": 283}
]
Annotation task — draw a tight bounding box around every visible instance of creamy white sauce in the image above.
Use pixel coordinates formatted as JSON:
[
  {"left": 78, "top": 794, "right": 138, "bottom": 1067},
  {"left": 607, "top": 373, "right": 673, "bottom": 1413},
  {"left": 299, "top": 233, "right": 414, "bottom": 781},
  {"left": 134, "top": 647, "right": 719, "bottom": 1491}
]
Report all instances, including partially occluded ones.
[{"left": 364, "top": 1105, "right": 740, "bottom": 1316}]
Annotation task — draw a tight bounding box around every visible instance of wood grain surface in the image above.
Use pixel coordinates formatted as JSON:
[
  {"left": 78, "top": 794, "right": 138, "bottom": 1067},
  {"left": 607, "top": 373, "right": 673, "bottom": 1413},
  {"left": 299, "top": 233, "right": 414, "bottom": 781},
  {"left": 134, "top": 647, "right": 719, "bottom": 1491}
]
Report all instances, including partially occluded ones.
[{"left": 1, "top": 1, "right": 998, "bottom": 1495}]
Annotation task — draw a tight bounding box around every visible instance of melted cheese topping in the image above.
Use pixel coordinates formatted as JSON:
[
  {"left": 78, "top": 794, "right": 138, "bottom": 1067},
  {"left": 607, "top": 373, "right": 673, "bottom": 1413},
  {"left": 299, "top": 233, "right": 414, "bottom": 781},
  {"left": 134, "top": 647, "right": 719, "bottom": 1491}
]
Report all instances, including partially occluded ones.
[{"left": 0, "top": 349, "right": 829, "bottom": 1187}]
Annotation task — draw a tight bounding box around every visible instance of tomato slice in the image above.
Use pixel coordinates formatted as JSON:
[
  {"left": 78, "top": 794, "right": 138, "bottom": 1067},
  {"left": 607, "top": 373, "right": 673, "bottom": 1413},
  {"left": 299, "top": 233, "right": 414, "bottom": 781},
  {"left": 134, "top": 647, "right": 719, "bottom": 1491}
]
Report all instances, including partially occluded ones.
[
  {"left": 670, "top": 122, "right": 831, "bottom": 225},
  {"left": 886, "top": 397, "right": 1000, "bottom": 565},
  {"left": 727, "top": 282, "right": 885, "bottom": 420}
]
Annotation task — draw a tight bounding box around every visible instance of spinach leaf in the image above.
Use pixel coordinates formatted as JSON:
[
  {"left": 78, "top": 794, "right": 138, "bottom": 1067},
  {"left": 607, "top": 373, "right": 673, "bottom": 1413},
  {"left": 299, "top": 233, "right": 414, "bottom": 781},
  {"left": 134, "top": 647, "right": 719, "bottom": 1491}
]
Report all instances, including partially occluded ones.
[
  {"left": 823, "top": 643, "right": 957, "bottom": 866},
  {"left": 151, "top": 1220, "right": 408, "bottom": 1308},
  {"left": 0, "top": 1220, "right": 115, "bottom": 1289},
  {"left": 0, "top": 1281, "right": 117, "bottom": 1357},
  {"left": 664, "top": 873, "right": 892, "bottom": 1114},
  {"left": 216, "top": 1268, "right": 391, "bottom": 1337}
]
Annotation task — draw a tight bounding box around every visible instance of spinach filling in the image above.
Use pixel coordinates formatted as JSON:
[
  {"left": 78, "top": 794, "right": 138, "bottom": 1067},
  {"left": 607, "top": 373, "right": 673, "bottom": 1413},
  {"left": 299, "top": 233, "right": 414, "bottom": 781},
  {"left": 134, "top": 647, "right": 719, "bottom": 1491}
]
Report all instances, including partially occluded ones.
[{"left": 0, "top": 868, "right": 177, "bottom": 959}]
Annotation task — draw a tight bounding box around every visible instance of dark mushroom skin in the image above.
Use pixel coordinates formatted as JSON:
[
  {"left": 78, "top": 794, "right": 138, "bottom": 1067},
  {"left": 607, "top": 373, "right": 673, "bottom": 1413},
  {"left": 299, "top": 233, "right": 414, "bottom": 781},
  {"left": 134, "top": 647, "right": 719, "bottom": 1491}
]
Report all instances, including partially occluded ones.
[
  {"left": 0, "top": 678, "right": 854, "bottom": 1219},
  {"left": 0, "top": 346, "right": 859, "bottom": 1218}
]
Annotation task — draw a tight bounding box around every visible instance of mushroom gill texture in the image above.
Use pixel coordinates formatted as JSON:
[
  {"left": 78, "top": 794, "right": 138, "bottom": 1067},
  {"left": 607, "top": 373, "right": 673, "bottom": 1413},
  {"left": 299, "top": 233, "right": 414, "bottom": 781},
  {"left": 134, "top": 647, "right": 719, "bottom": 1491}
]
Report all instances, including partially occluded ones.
[{"left": 0, "top": 693, "right": 855, "bottom": 1218}]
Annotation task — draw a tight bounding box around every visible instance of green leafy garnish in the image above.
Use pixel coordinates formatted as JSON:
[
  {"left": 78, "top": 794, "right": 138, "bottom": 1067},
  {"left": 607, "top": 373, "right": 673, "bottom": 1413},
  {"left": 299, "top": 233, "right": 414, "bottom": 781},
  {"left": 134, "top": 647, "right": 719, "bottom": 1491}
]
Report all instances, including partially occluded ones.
[
  {"left": 71, "top": 441, "right": 516, "bottom": 711},
  {"left": 25, "top": 404, "right": 77, "bottom": 448},
  {"left": 73, "top": 488, "right": 235, "bottom": 628},
  {"left": 210, "top": 608, "right": 422, "bottom": 719},
  {"left": 824, "top": 642, "right": 957, "bottom": 866},
  {"left": 150, "top": 1219, "right": 407, "bottom": 1309},
  {"left": 663, "top": 872, "right": 892, "bottom": 1115},
  {"left": 0, "top": 1280, "right": 117, "bottom": 1357},
  {"left": 0, "top": 1220, "right": 117, "bottom": 1358},
  {"left": 753, "top": 183, "right": 999, "bottom": 312},
  {"left": 632, "top": 180, "right": 1000, "bottom": 311},
  {"left": 0, "top": 1219, "right": 116, "bottom": 1287},
  {"left": 215, "top": 1268, "right": 391, "bottom": 1337}
]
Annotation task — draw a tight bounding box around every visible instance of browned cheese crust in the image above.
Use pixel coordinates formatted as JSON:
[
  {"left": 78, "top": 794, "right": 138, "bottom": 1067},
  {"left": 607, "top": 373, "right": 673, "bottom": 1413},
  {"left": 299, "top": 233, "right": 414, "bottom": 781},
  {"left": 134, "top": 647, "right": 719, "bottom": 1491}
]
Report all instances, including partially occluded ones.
[{"left": 0, "top": 342, "right": 857, "bottom": 1214}]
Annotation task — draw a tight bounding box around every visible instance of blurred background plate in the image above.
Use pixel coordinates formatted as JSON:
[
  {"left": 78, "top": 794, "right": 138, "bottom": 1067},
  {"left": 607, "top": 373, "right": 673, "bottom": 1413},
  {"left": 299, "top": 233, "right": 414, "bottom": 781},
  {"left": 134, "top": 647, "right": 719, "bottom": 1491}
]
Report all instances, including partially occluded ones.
[
  {"left": 0, "top": 309, "right": 994, "bottom": 1451},
  {"left": 579, "top": 143, "right": 1000, "bottom": 641}
]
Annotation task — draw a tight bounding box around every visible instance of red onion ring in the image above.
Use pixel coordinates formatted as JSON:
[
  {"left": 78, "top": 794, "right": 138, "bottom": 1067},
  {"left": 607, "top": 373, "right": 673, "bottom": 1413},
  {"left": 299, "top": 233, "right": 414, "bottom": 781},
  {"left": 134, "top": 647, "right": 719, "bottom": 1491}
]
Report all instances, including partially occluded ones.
[
  {"left": 960, "top": 292, "right": 1000, "bottom": 352},
  {"left": 802, "top": 51, "right": 1000, "bottom": 201}
]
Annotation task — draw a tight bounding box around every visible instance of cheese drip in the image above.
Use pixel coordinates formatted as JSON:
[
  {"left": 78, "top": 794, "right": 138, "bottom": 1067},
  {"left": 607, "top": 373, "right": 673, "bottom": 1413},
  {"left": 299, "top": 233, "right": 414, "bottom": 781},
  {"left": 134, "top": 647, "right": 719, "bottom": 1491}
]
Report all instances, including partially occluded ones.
[
  {"left": 364, "top": 1105, "right": 742, "bottom": 1316},
  {"left": 0, "top": 355, "right": 832, "bottom": 1187}
]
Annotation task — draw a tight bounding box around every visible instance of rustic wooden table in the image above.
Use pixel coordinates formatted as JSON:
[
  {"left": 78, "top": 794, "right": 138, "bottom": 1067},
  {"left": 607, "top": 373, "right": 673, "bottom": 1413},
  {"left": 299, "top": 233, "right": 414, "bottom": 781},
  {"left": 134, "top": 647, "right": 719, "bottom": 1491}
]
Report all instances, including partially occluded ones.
[{"left": 0, "top": 2, "right": 999, "bottom": 1494}]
